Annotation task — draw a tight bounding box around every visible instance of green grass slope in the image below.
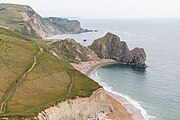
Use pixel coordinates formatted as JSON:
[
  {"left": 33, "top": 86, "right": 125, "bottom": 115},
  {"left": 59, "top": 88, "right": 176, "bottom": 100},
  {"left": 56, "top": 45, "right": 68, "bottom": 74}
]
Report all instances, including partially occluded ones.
[{"left": 0, "top": 27, "right": 100, "bottom": 119}]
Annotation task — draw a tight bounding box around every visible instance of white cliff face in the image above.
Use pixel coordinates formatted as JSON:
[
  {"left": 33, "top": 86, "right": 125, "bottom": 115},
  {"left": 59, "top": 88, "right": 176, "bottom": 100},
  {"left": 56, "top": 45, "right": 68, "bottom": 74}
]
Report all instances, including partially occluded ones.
[
  {"left": 19, "top": 6, "right": 58, "bottom": 38},
  {"left": 37, "top": 88, "right": 113, "bottom": 120}
]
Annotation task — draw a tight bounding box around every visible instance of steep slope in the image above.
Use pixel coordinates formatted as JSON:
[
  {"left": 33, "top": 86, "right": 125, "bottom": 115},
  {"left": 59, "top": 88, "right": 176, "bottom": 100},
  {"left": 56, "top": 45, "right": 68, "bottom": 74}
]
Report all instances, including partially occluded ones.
[
  {"left": 44, "top": 17, "right": 83, "bottom": 34},
  {"left": 0, "top": 3, "right": 84, "bottom": 38},
  {"left": 37, "top": 88, "right": 113, "bottom": 120},
  {"left": 89, "top": 32, "right": 147, "bottom": 67},
  {"left": 49, "top": 38, "right": 99, "bottom": 63},
  {"left": 0, "top": 27, "right": 100, "bottom": 119}
]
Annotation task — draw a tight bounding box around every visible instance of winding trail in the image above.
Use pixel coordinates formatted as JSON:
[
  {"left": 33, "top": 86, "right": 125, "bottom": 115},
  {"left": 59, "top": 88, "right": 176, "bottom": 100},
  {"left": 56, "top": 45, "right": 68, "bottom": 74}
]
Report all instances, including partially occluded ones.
[
  {"left": 67, "top": 67, "right": 75, "bottom": 97},
  {"left": 0, "top": 25, "right": 9, "bottom": 29},
  {"left": 0, "top": 46, "right": 43, "bottom": 113},
  {"left": 48, "top": 40, "right": 75, "bottom": 97}
]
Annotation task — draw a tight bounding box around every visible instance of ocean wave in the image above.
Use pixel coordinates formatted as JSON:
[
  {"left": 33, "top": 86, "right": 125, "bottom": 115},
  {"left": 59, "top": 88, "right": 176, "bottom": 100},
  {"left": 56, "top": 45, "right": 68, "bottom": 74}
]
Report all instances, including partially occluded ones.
[{"left": 91, "top": 71, "right": 153, "bottom": 120}]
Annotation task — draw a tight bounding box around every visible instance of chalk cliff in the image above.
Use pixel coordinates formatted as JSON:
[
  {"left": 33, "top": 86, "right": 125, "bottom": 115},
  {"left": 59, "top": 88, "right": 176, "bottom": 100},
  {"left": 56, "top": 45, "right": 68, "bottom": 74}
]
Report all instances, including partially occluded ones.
[
  {"left": 36, "top": 88, "right": 132, "bottom": 120},
  {"left": 37, "top": 88, "right": 113, "bottom": 120}
]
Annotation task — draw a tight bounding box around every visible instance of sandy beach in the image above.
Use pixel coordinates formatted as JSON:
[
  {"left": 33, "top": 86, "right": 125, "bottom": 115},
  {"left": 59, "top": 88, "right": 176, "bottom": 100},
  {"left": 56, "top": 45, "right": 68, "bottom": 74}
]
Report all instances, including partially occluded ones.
[
  {"left": 72, "top": 59, "right": 146, "bottom": 120},
  {"left": 71, "top": 59, "right": 118, "bottom": 75},
  {"left": 71, "top": 59, "right": 133, "bottom": 120}
]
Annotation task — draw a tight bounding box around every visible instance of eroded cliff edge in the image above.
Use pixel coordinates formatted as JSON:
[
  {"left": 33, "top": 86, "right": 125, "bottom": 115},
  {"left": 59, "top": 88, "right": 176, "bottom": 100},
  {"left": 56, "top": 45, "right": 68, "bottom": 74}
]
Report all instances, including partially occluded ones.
[
  {"left": 37, "top": 88, "right": 111, "bottom": 120},
  {"left": 89, "top": 32, "right": 147, "bottom": 68},
  {"left": 37, "top": 88, "right": 131, "bottom": 120}
]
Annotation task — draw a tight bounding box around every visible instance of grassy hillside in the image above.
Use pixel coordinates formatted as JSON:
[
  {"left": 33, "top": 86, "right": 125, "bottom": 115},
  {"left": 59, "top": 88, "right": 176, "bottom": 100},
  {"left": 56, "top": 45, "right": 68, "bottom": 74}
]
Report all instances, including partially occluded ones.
[
  {"left": 0, "top": 26, "right": 31, "bottom": 41},
  {"left": 0, "top": 27, "right": 100, "bottom": 119}
]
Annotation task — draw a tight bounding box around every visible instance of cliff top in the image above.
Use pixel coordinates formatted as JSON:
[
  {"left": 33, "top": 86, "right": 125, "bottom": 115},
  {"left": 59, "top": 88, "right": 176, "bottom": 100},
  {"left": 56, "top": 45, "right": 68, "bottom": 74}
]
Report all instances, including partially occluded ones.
[
  {"left": 93, "top": 32, "right": 121, "bottom": 44},
  {"left": 0, "top": 3, "right": 31, "bottom": 10},
  {"left": 0, "top": 3, "right": 34, "bottom": 19}
]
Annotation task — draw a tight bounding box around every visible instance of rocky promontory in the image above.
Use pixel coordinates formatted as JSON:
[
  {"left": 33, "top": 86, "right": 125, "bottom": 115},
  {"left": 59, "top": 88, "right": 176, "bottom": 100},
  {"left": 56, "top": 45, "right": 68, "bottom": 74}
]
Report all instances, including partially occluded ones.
[
  {"left": 89, "top": 32, "right": 147, "bottom": 67},
  {"left": 0, "top": 3, "right": 86, "bottom": 38},
  {"left": 44, "top": 17, "right": 83, "bottom": 34}
]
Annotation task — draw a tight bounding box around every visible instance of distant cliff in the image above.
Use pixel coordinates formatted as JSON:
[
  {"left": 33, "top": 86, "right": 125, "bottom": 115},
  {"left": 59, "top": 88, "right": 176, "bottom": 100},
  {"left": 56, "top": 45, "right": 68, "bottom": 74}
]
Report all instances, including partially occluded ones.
[
  {"left": 89, "top": 33, "right": 147, "bottom": 67},
  {"left": 44, "top": 17, "right": 83, "bottom": 34},
  {"left": 0, "top": 3, "right": 84, "bottom": 38}
]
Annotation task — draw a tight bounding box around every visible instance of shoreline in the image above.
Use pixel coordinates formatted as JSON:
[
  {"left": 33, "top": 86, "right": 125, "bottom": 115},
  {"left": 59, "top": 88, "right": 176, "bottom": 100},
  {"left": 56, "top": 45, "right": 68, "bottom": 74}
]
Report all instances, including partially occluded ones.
[
  {"left": 72, "top": 59, "right": 147, "bottom": 120},
  {"left": 71, "top": 59, "right": 118, "bottom": 76}
]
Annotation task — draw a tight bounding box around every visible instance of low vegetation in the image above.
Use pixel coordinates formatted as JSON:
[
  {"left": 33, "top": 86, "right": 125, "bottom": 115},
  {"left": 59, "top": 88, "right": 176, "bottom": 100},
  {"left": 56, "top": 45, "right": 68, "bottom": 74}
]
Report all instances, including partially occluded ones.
[{"left": 0, "top": 27, "right": 100, "bottom": 119}]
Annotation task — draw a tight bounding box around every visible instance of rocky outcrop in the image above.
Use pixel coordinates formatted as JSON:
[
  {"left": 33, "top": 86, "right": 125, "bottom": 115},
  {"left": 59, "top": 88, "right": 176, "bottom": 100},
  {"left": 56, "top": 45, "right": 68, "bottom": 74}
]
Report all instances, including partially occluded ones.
[
  {"left": 89, "top": 32, "right": 147, "bottom": 67},
  {"left": 18, "top": 6, "right": 58, "bottom": 38},
  {"left": 125, "top": 47, "right": 146, "bottom": 68},
  {"left": 0, "top": 3, "right": 85, "bottom": 38},
  {"left": 37, "top": 88, "right": 113, "bottom": 120},
  {"left": 50, "top": 38, "right": 99, "bottom": 63}
]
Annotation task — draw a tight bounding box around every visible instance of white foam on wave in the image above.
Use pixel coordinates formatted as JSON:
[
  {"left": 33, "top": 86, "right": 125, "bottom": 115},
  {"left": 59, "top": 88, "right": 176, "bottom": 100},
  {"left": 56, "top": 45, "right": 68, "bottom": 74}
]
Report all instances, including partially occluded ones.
[{"left": 91, "top": 71, "right": 154, "bottom": 120}]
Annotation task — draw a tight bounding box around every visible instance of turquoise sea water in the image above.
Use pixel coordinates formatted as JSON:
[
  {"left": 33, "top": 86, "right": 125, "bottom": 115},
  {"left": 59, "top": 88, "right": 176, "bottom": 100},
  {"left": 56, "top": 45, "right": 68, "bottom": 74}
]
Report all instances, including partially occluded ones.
[{"left": 48, "top": 18, "right": 180, "bottom": 120}]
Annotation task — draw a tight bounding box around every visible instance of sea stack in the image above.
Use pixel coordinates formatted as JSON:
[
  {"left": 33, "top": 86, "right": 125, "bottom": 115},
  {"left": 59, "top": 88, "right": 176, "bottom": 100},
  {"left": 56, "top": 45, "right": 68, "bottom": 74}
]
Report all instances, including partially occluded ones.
[{"left": 89, "top": 32, "right": 147, "bottom": 68}]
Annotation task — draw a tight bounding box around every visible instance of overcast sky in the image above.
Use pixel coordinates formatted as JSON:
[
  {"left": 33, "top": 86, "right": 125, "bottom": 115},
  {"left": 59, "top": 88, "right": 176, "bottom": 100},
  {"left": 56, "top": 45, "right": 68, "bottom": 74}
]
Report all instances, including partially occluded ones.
[{"left": 0, "top": 0, "right": 180, "bottom": 18}]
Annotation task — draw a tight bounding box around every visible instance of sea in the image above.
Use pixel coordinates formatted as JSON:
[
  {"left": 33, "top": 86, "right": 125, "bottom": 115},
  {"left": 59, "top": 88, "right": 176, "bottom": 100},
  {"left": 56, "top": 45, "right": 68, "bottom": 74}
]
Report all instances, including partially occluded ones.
[{"left": 47, "top": 18, "right": 180, "bottom": 120}]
